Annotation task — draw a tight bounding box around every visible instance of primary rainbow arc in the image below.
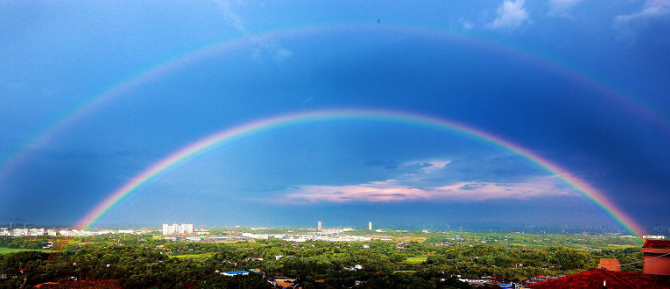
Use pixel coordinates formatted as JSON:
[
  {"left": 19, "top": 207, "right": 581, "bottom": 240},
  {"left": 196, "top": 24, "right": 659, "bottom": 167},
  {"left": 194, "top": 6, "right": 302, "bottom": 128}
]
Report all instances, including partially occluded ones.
[{"left": 75, "top": 109, "right": 645, "bottom": 236}]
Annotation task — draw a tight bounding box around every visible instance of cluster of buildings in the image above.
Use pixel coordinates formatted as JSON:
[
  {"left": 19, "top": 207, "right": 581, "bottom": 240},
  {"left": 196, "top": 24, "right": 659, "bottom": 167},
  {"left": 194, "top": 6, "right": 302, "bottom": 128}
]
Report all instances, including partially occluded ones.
[
  {"left": 1, "top": 228, "right": 51, "bottom": 237},
  {"left": 219, "top": 267, "right": 360, "bottom": 288},
  {"left": 220, "top": 270, "right": 303, "bottom": 288},
  {"left": 316, "top": 221, "right": 372, "bottom": 231},
  {"left": 162, "top": 223, "right": 194, "bottom": 236},
  {"left": 242, "top": 229, "right": 373, "bottom": 243},
  {"left": 0, "top": 227, "right": 151, "bottom": 237},
  {"left": 215, "top": 238, "right": 670, "bottom": 288},
  {"left": 161, "top": 223, "right": 213, "bottom": 241}
]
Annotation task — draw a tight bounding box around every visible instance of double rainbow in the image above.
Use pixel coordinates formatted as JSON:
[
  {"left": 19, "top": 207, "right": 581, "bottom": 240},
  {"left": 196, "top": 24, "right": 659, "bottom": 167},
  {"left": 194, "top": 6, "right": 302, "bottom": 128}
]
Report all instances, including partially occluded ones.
[{"left": 75, "top": 109, "right": 645, "bottom": 236}]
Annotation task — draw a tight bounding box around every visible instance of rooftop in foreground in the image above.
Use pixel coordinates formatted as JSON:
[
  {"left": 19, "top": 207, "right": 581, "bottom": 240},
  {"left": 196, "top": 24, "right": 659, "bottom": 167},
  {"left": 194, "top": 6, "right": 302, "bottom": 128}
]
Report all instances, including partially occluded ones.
[{"left": 527, "top": 269, "right": 670, "bottom": 289}]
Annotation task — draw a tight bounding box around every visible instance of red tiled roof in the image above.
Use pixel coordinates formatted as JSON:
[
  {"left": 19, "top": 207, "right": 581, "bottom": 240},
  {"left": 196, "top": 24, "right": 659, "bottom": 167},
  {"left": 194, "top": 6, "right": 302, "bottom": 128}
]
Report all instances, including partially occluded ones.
[
  {"left": 527, "top": 269, "right": 670, "bottom": 289},
  {"left": 599, "top": 259, "right": 621, "bottom": 271},
  {"left": 644, "top": 240, "right": 670, "bottom": 250}
]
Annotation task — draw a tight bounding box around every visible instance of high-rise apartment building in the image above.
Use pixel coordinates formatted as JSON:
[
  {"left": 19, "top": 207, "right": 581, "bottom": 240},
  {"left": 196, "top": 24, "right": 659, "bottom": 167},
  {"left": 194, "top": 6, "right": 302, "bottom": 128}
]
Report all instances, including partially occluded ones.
[{"left": 162, "top": 223, "right": 194, "bottom": 235}]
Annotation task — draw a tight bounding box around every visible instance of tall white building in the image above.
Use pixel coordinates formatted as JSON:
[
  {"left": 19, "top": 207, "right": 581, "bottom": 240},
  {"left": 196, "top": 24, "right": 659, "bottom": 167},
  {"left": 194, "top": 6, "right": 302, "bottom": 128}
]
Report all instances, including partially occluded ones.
[
  {"left": 318, "top": 221, "right": 322, "bottom": 231},
  {"left": 163, "top": 223, "right": 194, "bottom": 235},
  {"left": 368, "top": 222, "right": 372, "bottom": 231}
]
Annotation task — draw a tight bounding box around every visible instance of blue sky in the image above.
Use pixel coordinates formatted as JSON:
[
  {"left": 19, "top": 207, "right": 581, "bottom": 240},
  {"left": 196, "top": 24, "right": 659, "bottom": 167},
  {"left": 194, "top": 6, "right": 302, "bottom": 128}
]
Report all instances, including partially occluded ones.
[{"left": 1, "top": 0, "right": 669, "bottom": 230}]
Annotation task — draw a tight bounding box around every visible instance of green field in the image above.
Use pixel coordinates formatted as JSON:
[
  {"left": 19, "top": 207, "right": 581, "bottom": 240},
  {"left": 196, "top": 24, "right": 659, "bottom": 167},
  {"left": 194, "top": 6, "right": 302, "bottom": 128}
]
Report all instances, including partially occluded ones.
[
  {"left": 404, "top": 256, "right": 427, "bottom": 264},
  {"left": 168, "top": 253, "right": 213, "bottom": 259},
  {"left": 604, "top": 244, "right": 639, "bottom": 250},
  {"left": 394, "top": 270, "right": 417, "bottom": 274},
  {"left": 0, "top": 247, "right": 49, "bottom": 254}
]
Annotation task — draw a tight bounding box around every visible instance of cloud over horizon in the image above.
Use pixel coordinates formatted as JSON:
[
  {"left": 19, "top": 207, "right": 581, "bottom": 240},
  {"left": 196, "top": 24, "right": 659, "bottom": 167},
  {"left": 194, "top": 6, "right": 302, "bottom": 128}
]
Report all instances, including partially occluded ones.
[{"left": 282, "top": 175, "right": 576, "bottom": 204}]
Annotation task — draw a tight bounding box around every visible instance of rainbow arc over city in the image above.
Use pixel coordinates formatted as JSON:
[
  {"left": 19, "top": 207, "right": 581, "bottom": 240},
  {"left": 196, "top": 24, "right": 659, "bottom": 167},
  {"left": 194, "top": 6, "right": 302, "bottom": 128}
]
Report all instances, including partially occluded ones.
[{"left": 75, "top": 109, "right": 646, "bottom": 236}]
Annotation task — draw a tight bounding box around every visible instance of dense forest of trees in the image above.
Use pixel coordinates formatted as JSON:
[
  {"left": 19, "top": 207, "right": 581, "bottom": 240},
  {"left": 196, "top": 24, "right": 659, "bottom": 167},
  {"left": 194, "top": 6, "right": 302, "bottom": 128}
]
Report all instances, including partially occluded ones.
[{"left": 0, "top": 232, "right": 644, "bottom": 288}]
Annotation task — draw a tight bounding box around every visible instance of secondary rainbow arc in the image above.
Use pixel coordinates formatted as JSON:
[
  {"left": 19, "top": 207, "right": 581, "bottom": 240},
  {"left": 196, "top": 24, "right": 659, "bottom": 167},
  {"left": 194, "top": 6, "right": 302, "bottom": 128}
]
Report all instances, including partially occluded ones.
[
  {"left": 75, "top": 109, "right": 645, "bottom": 236},
  {"left": 2, "top": 23, "right": 669, "bottom": 179}
]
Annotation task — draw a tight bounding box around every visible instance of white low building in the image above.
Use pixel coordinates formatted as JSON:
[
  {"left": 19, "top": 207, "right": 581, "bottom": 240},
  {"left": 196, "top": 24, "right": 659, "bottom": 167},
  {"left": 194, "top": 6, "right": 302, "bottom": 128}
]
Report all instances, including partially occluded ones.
[
  {"left": 222, "top": 271, "right": 249, "bottom": 276},
  {"left": 185, "top": 237, "right": 205, "bottom": 242}
]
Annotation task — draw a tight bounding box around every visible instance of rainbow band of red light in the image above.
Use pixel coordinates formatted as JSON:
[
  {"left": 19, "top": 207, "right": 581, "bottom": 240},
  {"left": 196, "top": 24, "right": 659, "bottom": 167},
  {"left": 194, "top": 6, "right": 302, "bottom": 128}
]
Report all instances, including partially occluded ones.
[{"left": 75, "top": 109, "right": 645, "bottom": 236}]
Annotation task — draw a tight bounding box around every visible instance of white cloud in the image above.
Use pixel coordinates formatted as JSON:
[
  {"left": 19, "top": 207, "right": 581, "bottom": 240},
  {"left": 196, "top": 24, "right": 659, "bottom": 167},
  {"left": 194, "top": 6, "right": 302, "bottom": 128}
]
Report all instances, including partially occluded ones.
[
  {"left": 285, "top": 180, "right": 427, "bottom": 203},
  {"left": 548, "top": 0, "right": 581, "bottom": 18},
  {"left": 614, "top": 0, "right": 670, "bottom": 43},
  {"left": 212, "top": 0, "right": 294, "bottom": 65},
  {"left": 405, "top": 159, "right": 451, "bottom": 174},
  {"left": 488, "top": 0, "right": 530, "bottom": 29},
  {"left": 213, "top": 0, "right": 247, "bottom": 32},
  {"left": 283, "top": 176, "right": 576, "bottom": 204}
]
